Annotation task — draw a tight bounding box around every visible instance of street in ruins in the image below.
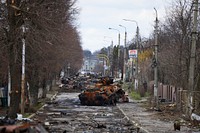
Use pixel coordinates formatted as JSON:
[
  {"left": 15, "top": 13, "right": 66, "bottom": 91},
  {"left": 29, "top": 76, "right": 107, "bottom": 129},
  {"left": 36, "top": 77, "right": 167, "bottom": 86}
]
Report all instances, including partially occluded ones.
[
  {"left": 30, "top": 86, "right": 198, "bottom": 133},
  {"left": 31, "top": 90, "right": 139, "bottom": 133},
  {"left": 1, "top": 1, "right": 200, "bottom": 133}
]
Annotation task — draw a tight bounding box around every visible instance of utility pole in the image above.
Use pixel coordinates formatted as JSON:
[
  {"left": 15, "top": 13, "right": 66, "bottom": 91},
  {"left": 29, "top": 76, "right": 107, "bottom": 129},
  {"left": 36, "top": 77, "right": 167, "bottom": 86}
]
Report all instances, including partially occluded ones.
[
  {"left": 110, "top": 40, "right": 114, "bottom": 76},
  {"left": 108, "top": 28, "right": 121, "bottom": 78},
  {"left": 188, "top": 0, "right": 198, "bottom": 115},
  {"left": 119, "top": 24, "right": 127, "bottom": 82},
  {"left": 124, "top": 29, "right": 127, "bottom": 82},
  {"left": 21, "top": 25, "right": 26, "bottom": 114},
  {"left": 154, "top": 8, "right": 159, "bottom": 110},
  {"left": 135, "top": 25, "right": 139, "bottom": 90},
  {"left": 118, "top": 33, "right": 121, "bottom": 78},
  {"left": 123, "top": 19, "right": 139, "bottom": 89},
  {"left": 118, "top": 33, "right": 121, "bottom": 59}
]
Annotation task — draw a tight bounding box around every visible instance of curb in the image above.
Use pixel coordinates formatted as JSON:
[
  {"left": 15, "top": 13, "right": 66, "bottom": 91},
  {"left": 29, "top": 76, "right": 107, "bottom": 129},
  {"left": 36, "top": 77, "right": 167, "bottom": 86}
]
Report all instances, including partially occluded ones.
[
  {"left": 117, "top": 104, "right": 150, "bottom": 133},
  {"left": 28, "top": 91, "right": 58, "bottom": 119}
]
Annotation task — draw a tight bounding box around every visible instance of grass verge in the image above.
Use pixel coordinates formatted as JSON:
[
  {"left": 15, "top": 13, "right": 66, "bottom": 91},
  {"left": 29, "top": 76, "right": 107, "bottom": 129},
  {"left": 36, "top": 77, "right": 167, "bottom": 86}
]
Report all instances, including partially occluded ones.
[{"left": 130, "top": 91, "right": 141, "bottom": 100}]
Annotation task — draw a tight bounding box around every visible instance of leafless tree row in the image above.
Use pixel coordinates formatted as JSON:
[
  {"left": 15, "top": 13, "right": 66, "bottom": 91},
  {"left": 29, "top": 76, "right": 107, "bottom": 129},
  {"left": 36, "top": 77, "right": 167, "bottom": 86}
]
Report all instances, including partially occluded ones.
[
  {"left": 138, "top": 0, "right": 200, "bottom": 92},
  {"left": 0, "top": 0, "right": 83, "bottom": 118}
]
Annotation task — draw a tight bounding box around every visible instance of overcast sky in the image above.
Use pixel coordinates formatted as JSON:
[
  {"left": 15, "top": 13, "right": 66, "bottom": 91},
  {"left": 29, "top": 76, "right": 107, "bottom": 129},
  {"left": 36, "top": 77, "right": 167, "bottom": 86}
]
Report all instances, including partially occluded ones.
[{"left": 77, "top": 0, "right": 170, "bottom": 53}]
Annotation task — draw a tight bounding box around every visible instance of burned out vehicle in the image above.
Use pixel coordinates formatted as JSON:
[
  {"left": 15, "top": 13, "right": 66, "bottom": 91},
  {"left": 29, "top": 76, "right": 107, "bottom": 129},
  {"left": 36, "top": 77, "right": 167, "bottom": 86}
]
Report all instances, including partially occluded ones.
[{"left": 78, "top": 77, "right": 128, "bottom": 106}]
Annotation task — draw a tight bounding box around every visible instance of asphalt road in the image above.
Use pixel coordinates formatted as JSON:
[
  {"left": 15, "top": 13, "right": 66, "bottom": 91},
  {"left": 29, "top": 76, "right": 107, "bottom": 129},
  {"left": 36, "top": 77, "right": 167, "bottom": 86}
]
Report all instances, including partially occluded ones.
[
  {"left": 32, "top": 92, "right": 140, "bottom": 133},
  {"left": 31, "top": 90, "right": 199, "bottom": 133}
]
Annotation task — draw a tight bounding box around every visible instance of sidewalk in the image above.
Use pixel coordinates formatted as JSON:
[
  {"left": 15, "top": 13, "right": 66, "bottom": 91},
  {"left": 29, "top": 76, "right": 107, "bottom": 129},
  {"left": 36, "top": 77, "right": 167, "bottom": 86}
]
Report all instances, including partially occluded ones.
[
  {"left": 117, "top": 98, "right": 199, "bottom": 133},
  {"left": 0, "top": 86, "right": 59, "bottom": 119},
  {"left": 28, "top": 86, "right": 59, "bottom": 119}
]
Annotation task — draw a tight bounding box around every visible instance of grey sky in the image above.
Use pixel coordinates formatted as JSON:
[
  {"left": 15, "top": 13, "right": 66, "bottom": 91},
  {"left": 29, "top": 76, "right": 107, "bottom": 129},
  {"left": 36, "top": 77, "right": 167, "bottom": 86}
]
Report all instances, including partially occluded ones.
[{"left": 77, "top": 0, "right": 170, "bottom": 53}]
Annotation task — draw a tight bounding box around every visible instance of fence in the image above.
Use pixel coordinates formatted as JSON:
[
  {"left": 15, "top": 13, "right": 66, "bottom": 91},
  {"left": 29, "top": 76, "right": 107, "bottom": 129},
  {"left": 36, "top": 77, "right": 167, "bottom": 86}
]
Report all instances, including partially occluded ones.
[
  {"left": 177, "top": 90, "right": 200, "bottom": 116},
  {"left": 148, "top": 81, "right": 200, "bottom": 116},
  {"left": 148, "top": 81, "right": 178, "bottom": 103}
]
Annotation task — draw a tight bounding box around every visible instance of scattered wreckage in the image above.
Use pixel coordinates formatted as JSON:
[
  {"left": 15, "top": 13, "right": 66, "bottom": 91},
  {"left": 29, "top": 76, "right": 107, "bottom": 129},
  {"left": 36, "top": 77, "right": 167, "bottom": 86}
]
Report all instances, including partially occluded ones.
[
  {"left": 0, "top": 115, "right": 48, "bottom": 133},
  {"left": 78, "top": 77, "right": 129, "bottom": 106}
]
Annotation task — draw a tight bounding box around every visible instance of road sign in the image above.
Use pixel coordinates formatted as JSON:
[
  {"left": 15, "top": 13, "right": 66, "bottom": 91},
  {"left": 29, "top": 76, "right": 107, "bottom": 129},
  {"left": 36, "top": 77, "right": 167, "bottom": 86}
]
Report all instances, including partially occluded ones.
[{"left": 129, "top": 49, "right": 137, "bottom": 58}]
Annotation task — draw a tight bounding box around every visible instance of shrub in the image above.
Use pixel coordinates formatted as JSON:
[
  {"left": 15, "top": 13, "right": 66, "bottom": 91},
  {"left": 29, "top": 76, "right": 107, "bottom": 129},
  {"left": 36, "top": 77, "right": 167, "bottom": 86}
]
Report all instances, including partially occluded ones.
[{"left": 130, "top": 91, "right": 141, "bottom": 100}]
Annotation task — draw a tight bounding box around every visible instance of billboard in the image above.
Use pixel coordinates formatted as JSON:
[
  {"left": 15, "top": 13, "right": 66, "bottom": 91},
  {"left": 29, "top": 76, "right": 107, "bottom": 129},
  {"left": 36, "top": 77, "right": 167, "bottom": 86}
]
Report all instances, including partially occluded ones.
[{"left": 129, "top": 49, "right": 137, "bottom": 58}]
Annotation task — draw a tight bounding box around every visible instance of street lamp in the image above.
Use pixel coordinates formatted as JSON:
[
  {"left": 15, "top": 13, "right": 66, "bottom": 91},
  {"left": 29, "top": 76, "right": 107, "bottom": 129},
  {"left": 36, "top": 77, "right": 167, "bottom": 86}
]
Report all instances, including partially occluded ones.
[
  {"left": 119, "top": 24, "right": 127, "bottom": 83},
  {"left": 104, "top": 36, "right": 114, "bottom": 76},
  {"left": 103, "top": 36, "right": 113, "bottom": 61},
  {"left": 119, "top": 25, "right": 127, "bottom": 47},
  {"left": 123, "top": 19, "right": 139, "bottom": 90},
  {"left": 108, "top": 27, "right": 120, "bottom": 47},
  {"left": 108, "top": 27, "right": 121, "bottom": 78}
]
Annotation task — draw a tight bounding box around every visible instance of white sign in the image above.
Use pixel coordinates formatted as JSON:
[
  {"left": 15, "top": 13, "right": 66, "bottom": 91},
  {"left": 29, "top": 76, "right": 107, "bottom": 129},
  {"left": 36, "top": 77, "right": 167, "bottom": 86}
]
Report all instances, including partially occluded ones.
[{"left": 129, "top": 49, "right": 137, "bottom": 58}]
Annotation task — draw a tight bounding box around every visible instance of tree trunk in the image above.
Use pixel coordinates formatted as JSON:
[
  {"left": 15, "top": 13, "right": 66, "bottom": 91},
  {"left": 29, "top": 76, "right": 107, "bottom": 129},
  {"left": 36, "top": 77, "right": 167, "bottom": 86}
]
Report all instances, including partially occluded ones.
[
  {"left": 7, "top": 0, "right": 22, "bottom": 118},
  {"left": 28, "top": 68, "right": 39, "bottom": 106},
  {"left": 8, "top": 63, "right": 21, "bottom": 118},
  {"left": 42, "top": 78, "right": 47, "bottom": 98}
]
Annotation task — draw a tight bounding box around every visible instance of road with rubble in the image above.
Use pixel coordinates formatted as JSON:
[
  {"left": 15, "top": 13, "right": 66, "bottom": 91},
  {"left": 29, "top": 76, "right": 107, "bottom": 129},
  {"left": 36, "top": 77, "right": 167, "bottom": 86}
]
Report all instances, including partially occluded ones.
[{"left": 31, "top": 89, "right": 198, "bottom": 133}]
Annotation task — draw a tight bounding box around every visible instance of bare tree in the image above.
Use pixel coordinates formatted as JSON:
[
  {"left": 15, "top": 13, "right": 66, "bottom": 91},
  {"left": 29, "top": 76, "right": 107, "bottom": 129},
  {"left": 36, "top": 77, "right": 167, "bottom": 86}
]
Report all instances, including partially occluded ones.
[
  {"left": 157, "top": 0, "right": 192, "bottom": 89},
  {"left": 0, "top": 0, "right": 83, "bottom": 117}
]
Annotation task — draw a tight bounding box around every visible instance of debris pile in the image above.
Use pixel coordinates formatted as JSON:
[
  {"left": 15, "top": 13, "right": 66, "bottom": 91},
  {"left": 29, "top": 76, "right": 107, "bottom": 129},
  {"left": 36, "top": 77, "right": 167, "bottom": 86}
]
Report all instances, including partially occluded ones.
[
  {"left": 78, "top": 77, "right": 129, "bottom": 106},
  {"left": 0, "top": 118, "right": 48, "bottom": 133}
]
